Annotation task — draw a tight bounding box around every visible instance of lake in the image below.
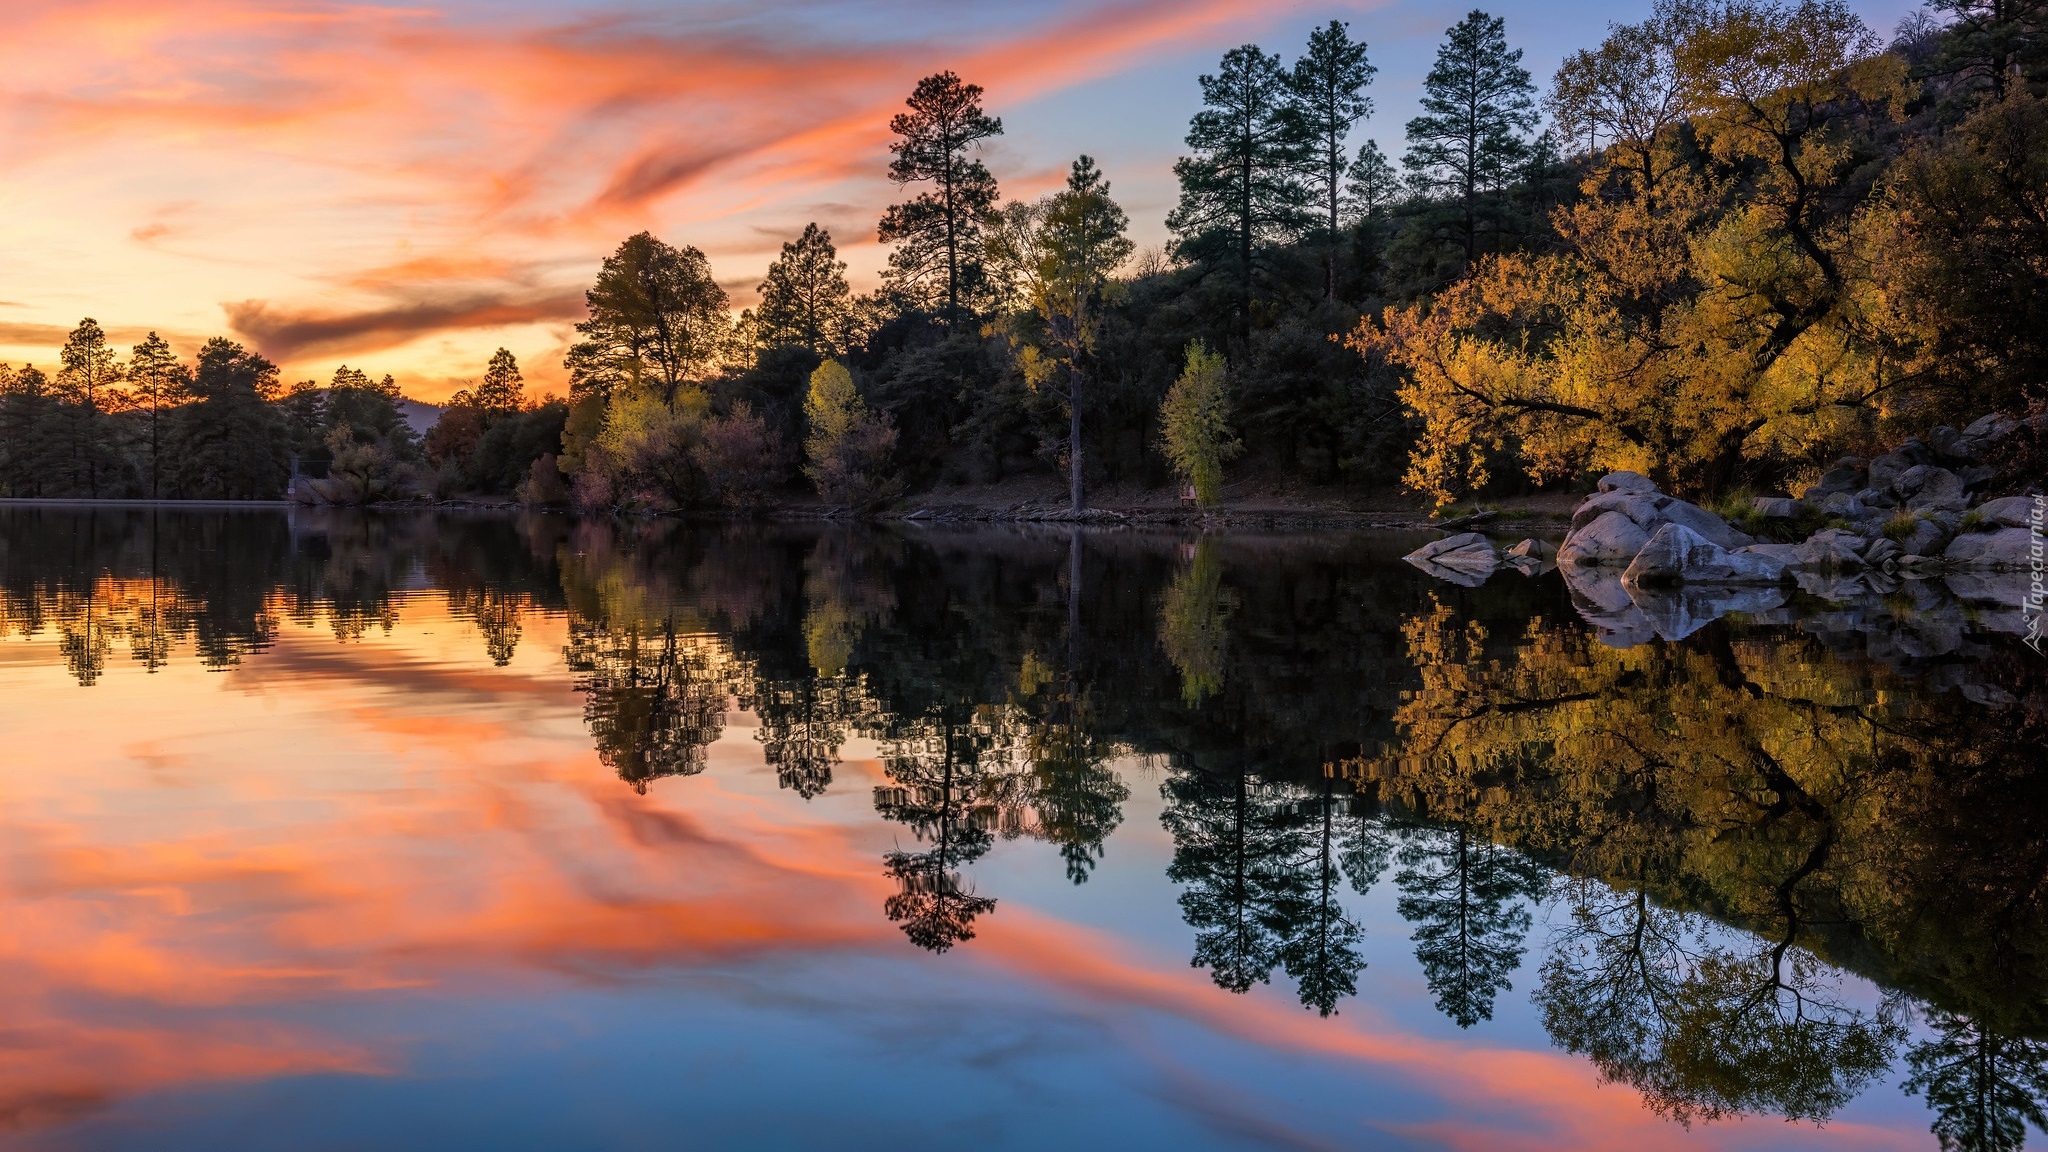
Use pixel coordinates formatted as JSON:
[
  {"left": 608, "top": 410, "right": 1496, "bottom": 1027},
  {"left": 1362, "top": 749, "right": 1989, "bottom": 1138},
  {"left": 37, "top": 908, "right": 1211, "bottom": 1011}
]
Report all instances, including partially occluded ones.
[{"left": 0, "top": 506, "right": 2040, "bottom": 1151}]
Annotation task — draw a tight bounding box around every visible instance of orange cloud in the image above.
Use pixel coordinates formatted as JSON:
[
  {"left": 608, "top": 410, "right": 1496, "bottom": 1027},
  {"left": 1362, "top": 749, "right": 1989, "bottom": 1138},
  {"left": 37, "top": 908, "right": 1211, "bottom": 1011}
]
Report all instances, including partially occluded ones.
[{"left": 0, "top": 0, "right": 1319, "bottom": 393}]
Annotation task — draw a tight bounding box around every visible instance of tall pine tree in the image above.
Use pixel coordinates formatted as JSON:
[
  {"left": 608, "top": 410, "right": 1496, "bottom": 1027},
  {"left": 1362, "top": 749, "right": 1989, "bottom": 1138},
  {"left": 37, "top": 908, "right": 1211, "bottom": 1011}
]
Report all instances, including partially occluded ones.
[
  {"left": 1403, "top": 10, "right": 1538, "bottom": 267},
  {"left": 1288, "top": 21, "right": 1377, "bottom": 297},
  {"left": 878, "top": 73, "right": 1003, "bottom": 326},
  {"left": 1169, "top": 45, "right": 1311, "bottom": 340},
  {"left": 755, "top": 223, "right": 851, "bottom": 355}
]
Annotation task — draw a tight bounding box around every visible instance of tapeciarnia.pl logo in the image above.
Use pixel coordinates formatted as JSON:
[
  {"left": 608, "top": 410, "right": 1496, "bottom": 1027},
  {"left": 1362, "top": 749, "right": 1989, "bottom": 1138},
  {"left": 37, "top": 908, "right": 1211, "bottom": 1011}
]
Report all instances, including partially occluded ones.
[{"left": 2027, "top": 493, "right": 2045, "bottom": 654}]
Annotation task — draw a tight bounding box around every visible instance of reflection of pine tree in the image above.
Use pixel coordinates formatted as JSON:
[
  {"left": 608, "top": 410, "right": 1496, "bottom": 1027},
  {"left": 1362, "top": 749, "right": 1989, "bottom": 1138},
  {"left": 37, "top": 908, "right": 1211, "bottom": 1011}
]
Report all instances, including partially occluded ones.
[
  {"left": 568, "top": 617, "right": 728, "bottom": 793},
  {"left": 1163, "top": 763, "right": 1314, "bottom": 993},
  {"left": 749, "top": 672, "right": 870, "bottom": 799},
  {"left": 1395, "top": 824, "right": 1546, "bottom": 1027},
  {"left": 1904, "top": 1012, "right": 2048, "bottom": 1152},
  {"left": 873, "top": 709, "right": 1013, "bottom": 952},
  {"left": 58, "top": 581, "right": 112, "bottom": 686},
  {"left": 1016, "top": 653, "right": 1128, "bottom": 884},
  {"left": 1280, "top": 778, "right": 1386, "bottom": 1016}
]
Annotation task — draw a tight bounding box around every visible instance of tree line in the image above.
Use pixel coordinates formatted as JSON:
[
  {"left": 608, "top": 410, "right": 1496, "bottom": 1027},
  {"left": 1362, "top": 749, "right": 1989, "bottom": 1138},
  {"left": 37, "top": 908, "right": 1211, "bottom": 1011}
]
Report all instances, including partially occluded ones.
[{"left": 2, "top": 0, "right": 2040, "bottom": 508}]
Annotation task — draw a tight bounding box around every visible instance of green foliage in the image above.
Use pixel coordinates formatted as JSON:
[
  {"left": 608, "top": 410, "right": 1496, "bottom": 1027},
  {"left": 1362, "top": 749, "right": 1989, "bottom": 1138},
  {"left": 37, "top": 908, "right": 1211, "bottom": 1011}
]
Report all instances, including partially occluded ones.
[
  {"left": 567, "top": 232, "right": 729, "bottom": 403},
  {"left": 803, "top": 360, "right": 900, "bottom": 509},
  {"left": 1159, "top": 344, "right": 1242, "bottom": 505}
]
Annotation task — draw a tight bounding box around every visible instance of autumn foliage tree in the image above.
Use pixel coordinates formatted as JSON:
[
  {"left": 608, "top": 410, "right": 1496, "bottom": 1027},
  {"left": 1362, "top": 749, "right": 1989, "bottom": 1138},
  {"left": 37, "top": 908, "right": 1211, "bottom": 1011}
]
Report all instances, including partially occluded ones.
[{"left": 1356, "top": 0, "right": 1918, "bottom": 503}]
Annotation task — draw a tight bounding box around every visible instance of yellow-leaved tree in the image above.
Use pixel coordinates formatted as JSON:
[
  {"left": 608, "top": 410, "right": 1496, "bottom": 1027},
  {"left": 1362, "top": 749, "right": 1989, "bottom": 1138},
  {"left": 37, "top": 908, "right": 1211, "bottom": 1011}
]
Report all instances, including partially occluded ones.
[
  {"left": 1352, "top": 0, "right": 1914, "bottom": 504},
  {"left": 1158, "top": 344, "right": 1241, "bottom": 506},
  {"left": 803, "top": 360, "right": 900, "bottom": 510}
]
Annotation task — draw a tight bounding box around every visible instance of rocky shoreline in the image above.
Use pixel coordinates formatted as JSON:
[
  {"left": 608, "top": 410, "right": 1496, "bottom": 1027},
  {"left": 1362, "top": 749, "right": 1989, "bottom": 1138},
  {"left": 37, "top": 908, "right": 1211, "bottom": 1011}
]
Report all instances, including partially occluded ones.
[{"left": 1405, "top": 413, "right": 2042, "bottom": 648}]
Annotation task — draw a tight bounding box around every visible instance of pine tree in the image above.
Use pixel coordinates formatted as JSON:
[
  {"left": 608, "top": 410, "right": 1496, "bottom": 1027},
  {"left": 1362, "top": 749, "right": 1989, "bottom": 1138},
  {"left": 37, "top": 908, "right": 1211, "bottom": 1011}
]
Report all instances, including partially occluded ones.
[
  {"left": 1289, "top": 20, "right": 1377, "bottom": 296},
  {"left": 1168, "top": 45, "right": 1311, "bottom": 337},
  {"left": 878, "top": 73, "right": 1004, "bottom": 326},
  {"left": 127, "top": 332, "right": 188, "bottom": 499},
  {"left": 755, "top": 223, "right": 851, "bottom": 355},
  {"left": 1346, "top": 139, "right": 1400, "bottom": 221},
  {"left": 56, "top": 318, "right": 124, "bottom": 497},
  {"left": 474, "top": 348, "right": 524, "bottom": 417},
  {"left": 1403, "top": 10, "right": 1538, "bottom": 266},
  {"left": 565, "top": 232, "right": 730, "bottom": 403},
  {"left": 167, "top": 338, "right": 288, "bottom": 499}
]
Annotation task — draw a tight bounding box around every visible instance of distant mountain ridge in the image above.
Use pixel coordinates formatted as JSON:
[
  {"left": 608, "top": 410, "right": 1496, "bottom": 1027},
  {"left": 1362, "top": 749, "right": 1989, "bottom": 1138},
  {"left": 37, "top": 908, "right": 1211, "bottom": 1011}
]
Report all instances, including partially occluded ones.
[{"left": 396, "top": 397, "right": 441, "bottom": 438}]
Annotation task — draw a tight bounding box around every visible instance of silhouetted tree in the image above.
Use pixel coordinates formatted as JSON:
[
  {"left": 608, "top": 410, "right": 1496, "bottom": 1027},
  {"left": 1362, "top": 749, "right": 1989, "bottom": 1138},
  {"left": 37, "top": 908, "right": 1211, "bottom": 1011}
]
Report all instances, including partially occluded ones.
[
  {"left": 1905, "top": 1012, "right": 2048, "bottom": 1152},
  {"left": 1403, "top": 10, "right": 1537, "bottom": 267},
  {"left": 878, "top": 72, "right": 1004, "bottom": 326},
  {"left": 1288, "top": 20, "right": 1377, "bottom": 296},
  {"left": 127, "top": 333, "right": 187, "bottom": 498},
  {"left": 1169, "top": 44, "right": 1311, "bottom": 338},
  {"left": 755, "top": 223, "right": 852, "bottom": 355},
  {"left": 566, "top": 232, "right": 730, "bottom": 404}
]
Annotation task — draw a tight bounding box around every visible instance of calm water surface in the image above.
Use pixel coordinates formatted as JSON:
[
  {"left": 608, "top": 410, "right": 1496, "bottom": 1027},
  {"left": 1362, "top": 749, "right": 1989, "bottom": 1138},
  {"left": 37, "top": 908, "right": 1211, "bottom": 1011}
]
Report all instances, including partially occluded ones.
[{"left": 1, "top": 507, "right": 2042, "bottom": 1151}]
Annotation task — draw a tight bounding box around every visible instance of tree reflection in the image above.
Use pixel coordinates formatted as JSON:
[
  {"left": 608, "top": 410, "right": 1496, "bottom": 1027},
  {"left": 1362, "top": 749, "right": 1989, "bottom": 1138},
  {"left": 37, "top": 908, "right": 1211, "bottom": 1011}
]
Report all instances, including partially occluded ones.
[
  {"left": 1163, "top": 763, "right": 1311, "bottom": 993},
  {"left": 568, "top": 617, "right": 728, "bottom": 793},
  {"left": 1904, "top": 1012, "right": 2048, "bottom": 1152},
  {"left": 750, "top": 672, "right": 868, "bottom": 799},
  {"left": 872, "top": 708, "right": 1016, "bottom": 952},
  {"left": 1395, "top": 823, "right": 1546, "bottom": 1027},
  {"left": 1158, "top": 538, "right": 1236, "bottom": 705},
  {"left": 1281, "top": 776, "right": 1384, "bottom": 1016}
]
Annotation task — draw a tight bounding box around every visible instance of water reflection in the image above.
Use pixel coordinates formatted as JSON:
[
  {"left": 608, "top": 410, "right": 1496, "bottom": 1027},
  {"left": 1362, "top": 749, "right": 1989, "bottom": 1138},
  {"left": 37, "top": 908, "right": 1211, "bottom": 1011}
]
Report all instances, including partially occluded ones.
[{"left": 2, "top": 508, "right": 2044, "bottom": 1148}]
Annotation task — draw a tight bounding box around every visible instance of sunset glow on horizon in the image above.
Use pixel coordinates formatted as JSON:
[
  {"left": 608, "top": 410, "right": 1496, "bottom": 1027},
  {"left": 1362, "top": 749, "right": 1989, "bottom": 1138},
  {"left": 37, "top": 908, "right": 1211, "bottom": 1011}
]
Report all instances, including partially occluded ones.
[{"left": 0, "top": 0, "right": 1915, "bottom": 403}]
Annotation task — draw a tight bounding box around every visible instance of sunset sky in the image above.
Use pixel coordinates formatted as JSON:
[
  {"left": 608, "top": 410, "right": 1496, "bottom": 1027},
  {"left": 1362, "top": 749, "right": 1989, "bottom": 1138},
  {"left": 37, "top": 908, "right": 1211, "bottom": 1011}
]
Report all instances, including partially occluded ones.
[{"left": 0, "top": 0, "right": 1917, "bottom": 403}]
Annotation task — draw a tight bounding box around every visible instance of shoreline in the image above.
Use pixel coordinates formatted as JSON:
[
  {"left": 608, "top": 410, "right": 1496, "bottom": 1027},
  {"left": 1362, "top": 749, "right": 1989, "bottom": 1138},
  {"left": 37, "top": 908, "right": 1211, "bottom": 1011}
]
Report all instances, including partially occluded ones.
[{"left": 0, "top": 492, "right": 1579, "bottom": 533}]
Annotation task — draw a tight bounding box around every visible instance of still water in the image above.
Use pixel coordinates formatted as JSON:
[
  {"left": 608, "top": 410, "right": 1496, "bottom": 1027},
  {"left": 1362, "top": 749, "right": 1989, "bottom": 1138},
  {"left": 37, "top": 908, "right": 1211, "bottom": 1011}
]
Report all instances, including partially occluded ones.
[{"left": 0, "top": 507, "right": 2041, "bottom": 1151}]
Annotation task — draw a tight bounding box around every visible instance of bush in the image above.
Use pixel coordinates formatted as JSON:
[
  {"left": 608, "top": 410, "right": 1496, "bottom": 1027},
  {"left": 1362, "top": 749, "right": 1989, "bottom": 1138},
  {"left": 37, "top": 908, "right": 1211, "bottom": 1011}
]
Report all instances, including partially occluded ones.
[{"left": 693, "top": 402, "right": 787, "bottom": 509}]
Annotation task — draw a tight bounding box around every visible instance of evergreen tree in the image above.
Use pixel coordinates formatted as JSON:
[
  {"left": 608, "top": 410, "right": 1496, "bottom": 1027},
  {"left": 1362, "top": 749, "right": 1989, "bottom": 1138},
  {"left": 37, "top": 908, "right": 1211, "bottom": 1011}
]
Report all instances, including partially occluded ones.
[
  {"left": 1904, "top": 1012, "right": 2048, "bottom": 1152},
  {"left": 874, "top": 710, "right": 1008, "bottom": 952},
  {"left": 1403, "top": 10, "right": 1538, "bottom": 267},
  {"left": 755, "top": 223, "right": 852, "bottom": 355},
  {"left": 279, "top": 378, "right": 328, "bottom": 479},
  {"left": 166, "top": 338, "right": 287, "bottom": 499},
  {"left": 1163, "top": 763, "right": 1314, "bottom": 993},
  {"left": 1288, "top": 20, "right": 1377, "bottom": 297},
  {"left": 0, "top": 365, "right": 55, "bottom": 497},
  {"left": 127, "top": 332, "right": 188, "bottom": 498},
  {"left": 56, "top": 318, "right": 124, "bottom": 497},
  {"left": 878, "top": 72, "right": 1004, "bottom": 326},
  {"left": 474, "top": 347, "right": 524, "bottom": 417},
  {"left": 1278, "top": 780, "right": 1379, "bottom": 1016},
  {"left": 1169, "top": 44, "right": 1311, "bottom": 337},
  {"left": 325, "top": 365, "right": 418, "bottom": 459},
  {"left": 1346, "top": 139, "right": 1401, "bottom": 221}
]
